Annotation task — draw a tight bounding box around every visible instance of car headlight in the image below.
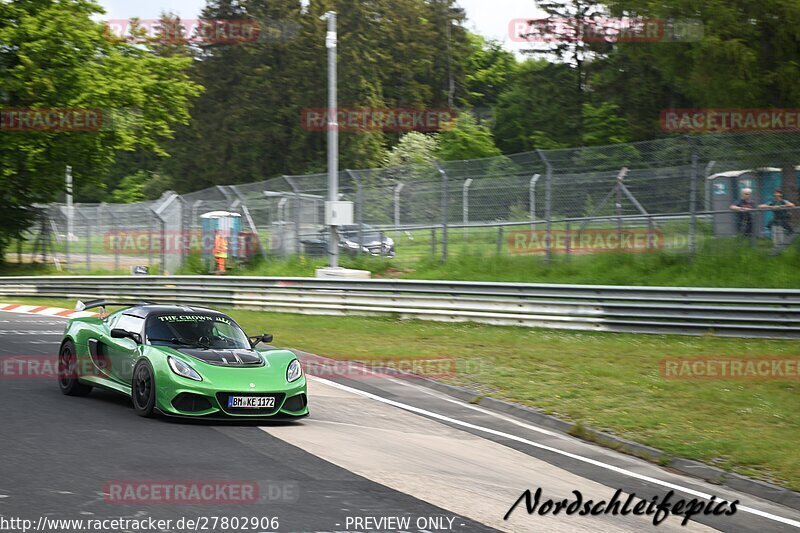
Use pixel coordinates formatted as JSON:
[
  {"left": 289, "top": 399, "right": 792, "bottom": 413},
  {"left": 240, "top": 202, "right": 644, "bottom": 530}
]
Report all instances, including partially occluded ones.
[
  {"left": 168, "top": 357, "right": 203, "bottom": 381},
  {"left": 345, "top": 241, "right": 360, "bottom": 249},
  {"left": 287, "top": 359, "right": 303, "bottom": 382},
  {"left": 385, "top": 237, "right": 394, "bottom": 247}
]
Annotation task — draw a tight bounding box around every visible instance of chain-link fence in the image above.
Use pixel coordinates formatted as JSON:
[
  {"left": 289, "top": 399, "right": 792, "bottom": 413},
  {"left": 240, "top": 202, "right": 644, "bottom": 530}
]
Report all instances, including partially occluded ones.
[{"left": 12, "top": 131, "right": 800, "bottom": 272}]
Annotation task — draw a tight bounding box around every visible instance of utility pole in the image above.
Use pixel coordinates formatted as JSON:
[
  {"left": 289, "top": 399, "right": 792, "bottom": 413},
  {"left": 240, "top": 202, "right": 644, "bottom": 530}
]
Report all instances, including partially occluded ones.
[{"left": 324, "top": 11, "right": 339, "bottom": 268}]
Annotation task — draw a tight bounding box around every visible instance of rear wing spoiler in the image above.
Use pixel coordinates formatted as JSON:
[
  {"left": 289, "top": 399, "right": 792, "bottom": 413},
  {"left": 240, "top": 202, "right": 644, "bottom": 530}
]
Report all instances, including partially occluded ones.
[{"left": 75, "top": 299, "right": 153, "bottom": 312}]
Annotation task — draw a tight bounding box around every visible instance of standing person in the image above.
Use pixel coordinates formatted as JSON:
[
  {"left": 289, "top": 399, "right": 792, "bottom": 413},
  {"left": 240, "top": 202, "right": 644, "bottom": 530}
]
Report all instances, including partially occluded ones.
[
  {"left": 759, "top": 189, "right": 796, "bottom": 242},
  {"left": 729, "top": 188, "right": 755, "bottom": 237},
  {"left": 213, "top": 230, "right": 228, "bottom": 274}
]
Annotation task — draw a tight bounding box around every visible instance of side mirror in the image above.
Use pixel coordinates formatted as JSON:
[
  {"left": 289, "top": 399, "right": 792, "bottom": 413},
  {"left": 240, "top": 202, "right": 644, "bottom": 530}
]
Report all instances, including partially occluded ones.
[
  {"left": 249, "top": 333, "right": 274, "bottom": 348},
  {"left": 111, "top": 328, "right": 141, "bottom": 344}
]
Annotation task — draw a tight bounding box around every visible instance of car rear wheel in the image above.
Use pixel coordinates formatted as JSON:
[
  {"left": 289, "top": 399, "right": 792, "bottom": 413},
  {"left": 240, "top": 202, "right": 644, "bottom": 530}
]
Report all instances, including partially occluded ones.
[
  {"left": 58, "top": 340, "right": 92, "bottom": 396},
  {"left": 132, "top": 360, "right": 157, "bottom": 417}
]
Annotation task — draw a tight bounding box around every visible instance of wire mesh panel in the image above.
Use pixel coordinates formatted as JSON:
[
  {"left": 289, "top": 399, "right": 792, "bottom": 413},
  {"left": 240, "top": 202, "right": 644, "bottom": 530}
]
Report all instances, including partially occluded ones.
[{"left": 17, "top": 131, "right": 800, "bottom": 271}]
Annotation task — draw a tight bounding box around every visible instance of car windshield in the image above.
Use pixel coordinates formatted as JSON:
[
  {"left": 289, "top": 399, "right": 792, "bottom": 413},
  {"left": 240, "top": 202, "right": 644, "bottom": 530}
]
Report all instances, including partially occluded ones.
[
  {"left": 146, "top": 314, "right": 250, "bottom": 350},
  {"left": 340, "top": 225, "right": 384, "bottom": 242},
  {"left": 340, "top": 224, "right": 374, "bottom": 236}
]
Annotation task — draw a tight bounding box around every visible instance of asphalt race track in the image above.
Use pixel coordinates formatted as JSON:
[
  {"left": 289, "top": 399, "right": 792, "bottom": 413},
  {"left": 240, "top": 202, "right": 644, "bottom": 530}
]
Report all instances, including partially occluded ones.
[{"left": 1, "top": 310, "right": 799, "bottom": 532}]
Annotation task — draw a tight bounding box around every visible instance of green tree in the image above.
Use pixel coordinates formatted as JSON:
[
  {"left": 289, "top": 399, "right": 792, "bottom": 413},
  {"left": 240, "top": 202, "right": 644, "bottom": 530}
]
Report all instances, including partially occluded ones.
[
  {"left": 437, "top": 113, "right": 502, "bottom": 160},
  {"left": 110, "top": 171, "right": 171, "bottom": 203},
  {"left": 581, "top": 102, "right": 632, "bottom": 146},
  {"left": 0, "top": 0, "right": 200, "bottom": 256},
  {"left": 161, "top": 0, "right": 478, "bottom": 193},
  {"left": 493, "top": 60, "right": 581, "bottom": 152},
  {"left": 463, "top": 34, "right": 519, "bottom": 113},
  {"left": 111, "top": 173, "right": 147, "bottom": 204},
  {"left": 603, "top": 0, "right": 800, "bottom": 202},
  {"left": 385, "top": 132, "right": 439, "bottom": 168},
  {"left": 523, "top": 0, "right": 609, "bottom": 132},
  {"left": 589, "top": 43, "right": 679, "bottom": 141}
]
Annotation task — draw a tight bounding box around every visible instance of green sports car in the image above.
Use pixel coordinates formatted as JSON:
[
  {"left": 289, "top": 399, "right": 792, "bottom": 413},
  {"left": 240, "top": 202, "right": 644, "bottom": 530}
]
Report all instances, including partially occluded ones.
[{"left": 57, "top": 300, "right": 308, "bottom": 420}]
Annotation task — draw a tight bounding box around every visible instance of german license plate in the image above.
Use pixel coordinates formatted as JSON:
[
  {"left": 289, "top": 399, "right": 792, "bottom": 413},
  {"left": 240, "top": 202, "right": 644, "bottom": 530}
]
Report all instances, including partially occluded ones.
[{"left": 228, "top": 396, "right": 275, "bottom": 409}]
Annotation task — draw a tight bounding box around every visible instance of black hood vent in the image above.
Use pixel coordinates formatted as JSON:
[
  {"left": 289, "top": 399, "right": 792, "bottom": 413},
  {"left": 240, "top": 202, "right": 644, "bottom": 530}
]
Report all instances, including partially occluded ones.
[{"left": 177, "top": 348, "right": 265, "bottom": 367}]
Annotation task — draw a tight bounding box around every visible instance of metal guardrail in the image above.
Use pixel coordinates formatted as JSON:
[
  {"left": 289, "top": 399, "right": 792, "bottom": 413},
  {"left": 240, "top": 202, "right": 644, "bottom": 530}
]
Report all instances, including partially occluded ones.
[{"left": 0, "top": 276, "right": 798, "bottom": 339}]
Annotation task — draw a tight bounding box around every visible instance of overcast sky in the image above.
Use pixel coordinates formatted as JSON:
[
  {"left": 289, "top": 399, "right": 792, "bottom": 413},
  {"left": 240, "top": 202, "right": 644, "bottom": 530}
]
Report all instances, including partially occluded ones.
[{"left": 96, "top": 0, "right": 540, "bottom": 54}]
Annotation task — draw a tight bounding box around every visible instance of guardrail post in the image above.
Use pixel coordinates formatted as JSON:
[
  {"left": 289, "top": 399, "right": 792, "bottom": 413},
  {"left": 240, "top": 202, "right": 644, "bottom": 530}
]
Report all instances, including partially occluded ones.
[
  {"left": 345, "top": 169, "right": 364, "bottom": 250},
  {"left": 536, "top": 150, "right": 553, "bottom": 263},
  {"left": 431, "top": 227, "right": 437, "bottom": 257},
  {"left": 159, "top": 216, "right": 165, "bottom": 273},
  {"left": 85, "top": 210, "right": 91, "bottom": 272},
  {"left": 283, "top": 176, "right": 302, "bottom": 255},
  {"left": 565, "top": 221, "right": 571, "bottom": 257},
  {"left": 228, "top": 185, "right": 266, "bottom": 261},
  {"left": 529, "top": 173, "right": 540, "bottom": 232},
  {"left": 102, "top": 204, "right": 119, "bottom": 271},
  {"left": 158, "top": 213, "right": 167, "bottom": 275},
  {"left": 111, "top": 207, "right": 120, "bottom": 272},
  {"left": 394, "top": 182, "right": 404, "bottom": 238},
  {"left": 191, "top": 200, "right": 203, "bottom": 230},
  {"left": 148, "top": 211, "right": 154, "bottom": 269},
  {"left": 151, "top": 193, "right": 179, "bottom": 275},
  {"left": 356, "top": 171, "right": 365, "bottom": 250},
  {"left": 496, "top": 226, "right": 503, "bottom": 255},
  {"left": 435, "top": 161, "right": 448, "bottom": 262},
  {"left": 463, "top": 178, "right": 472, "bottom": 243},
  {"left": 704, "top": 160, "right": 716, "bottom": 212},
  {"left": 176, "top": 195, "right": 188, "bottom": 267},
  {"left": 688, "top": 137, "right": 699, "bottom": 261},
  {"left": 65, "top": 167, "right": 72, "bottom": 270},
  {"left": 616, "top": 169, "right": 624, "bottom": 241},
  {"left": 751, "top": 209, "right": 759, "bottom": 247}
]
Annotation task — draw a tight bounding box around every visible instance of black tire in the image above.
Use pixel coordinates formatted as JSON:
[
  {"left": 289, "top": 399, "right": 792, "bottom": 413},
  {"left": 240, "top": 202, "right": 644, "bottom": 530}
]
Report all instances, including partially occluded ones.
[
  {"left": 131, "top": 360, "right": 157, "bottom": 417},
  {"left": 58, "top": 340, "right": 93, "bottom": 397}
]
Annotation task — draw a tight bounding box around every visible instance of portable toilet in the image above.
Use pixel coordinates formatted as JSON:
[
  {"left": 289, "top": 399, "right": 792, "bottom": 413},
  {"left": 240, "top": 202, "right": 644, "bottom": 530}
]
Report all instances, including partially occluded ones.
[
  {"left": 708, "top": 168, "right": 800, "bottom": 237},
  {"left": 200, "top": 211, "right": 242, "bottom": 269},
  {"left": 709, "top": 170, "right": 763, "bottom": 237},
  {"left": 755, "top": 168, "right": 797, "bottom": 232}
]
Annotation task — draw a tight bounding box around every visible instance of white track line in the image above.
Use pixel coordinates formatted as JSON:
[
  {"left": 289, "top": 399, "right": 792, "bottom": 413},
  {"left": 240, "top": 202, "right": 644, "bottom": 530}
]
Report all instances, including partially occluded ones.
[
  {"left": 382, "top": 374, "right": 568, "bottom": 439},
  {"left": 6, "top": 307, "right": 798, "bottom": 527},
  {"left": 311, "top": 375, "right": 800, "bottom": 529}
]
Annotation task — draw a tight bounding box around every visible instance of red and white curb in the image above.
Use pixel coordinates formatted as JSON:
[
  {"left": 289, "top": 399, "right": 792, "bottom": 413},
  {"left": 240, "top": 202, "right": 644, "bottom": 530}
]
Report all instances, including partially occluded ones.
[{"left": 0, "top": 303, "right": 99, "bottom": 319}]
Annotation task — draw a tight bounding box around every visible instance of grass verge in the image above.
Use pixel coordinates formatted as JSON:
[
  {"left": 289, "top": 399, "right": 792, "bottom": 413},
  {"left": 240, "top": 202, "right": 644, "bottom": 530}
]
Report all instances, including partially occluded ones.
[
  {"left": 186, "top": 239, "right": 800, "bottom": 288},
  {"left": 6, "top": 237, "right": 800, "bottom": 287},
  {"left": 5, "top": 296, "right": 799, "bottom": 491}
]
